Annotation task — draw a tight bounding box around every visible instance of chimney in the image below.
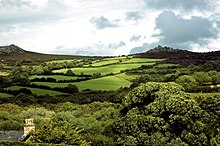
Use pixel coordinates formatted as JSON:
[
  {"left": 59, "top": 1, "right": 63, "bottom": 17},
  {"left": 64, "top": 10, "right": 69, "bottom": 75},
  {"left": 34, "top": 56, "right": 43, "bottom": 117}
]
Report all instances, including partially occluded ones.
[{"left": 24, "top": 118, "right": 35, "bottom": 136}]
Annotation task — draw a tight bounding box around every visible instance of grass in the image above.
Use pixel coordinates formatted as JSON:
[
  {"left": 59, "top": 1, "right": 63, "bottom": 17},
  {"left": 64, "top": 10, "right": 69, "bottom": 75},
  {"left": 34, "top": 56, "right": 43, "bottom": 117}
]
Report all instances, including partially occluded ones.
[
  {"left": 91, "top": 59, "right": 120, "bottom": 66},
  {"left": 31, "top": 82, "right": 72, "bottom": 88},
  {"left": 29, "top": 75, "right": 79, "bottom": 81},
  {"left": 0, "top": 93, "right": 13, "bottom": 98},
  {"left": 0, "top": 71, "right": 9, "bottom": 76},
  {"left": 53, "top": 62, "right": 155, "bottom": 75},
  {"left": 75, "top": 75, "right": 132, "bottom": 91},
  {"left": 103, "top": 56, "right": 131, "bottom": 61},
  {"left": 32, "top": 74, "right": 132, "bottom": 91},
  {"left": 90, "top": 56, "right": 135, "bottom": 66},
  {"left": 6, "top": 86, "right": 66, "bottom": 96},
  {"left": 115, "top": 73, "right": 137, "bottom": 81},
  {"left": 123, "top": 58, "right": 163, "bottom": 63},
  {"left": 46, "top": 59, "right": 77, "bottom": 64}
]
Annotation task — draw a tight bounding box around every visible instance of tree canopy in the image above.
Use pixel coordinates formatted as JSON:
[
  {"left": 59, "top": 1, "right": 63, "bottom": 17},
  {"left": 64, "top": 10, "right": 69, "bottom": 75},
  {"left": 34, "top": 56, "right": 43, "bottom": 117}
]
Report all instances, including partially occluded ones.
[{"left": 113, "top": 82, "right": 220, "bottom": 146}]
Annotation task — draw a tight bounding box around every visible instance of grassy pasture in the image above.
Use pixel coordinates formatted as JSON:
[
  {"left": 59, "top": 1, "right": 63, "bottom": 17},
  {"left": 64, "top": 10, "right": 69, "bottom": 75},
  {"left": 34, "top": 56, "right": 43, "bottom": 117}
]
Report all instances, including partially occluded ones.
[
  {"left": 31, "top": 82, "right": 71, "bottom": 88},
  {"left": 0, "top": 93, "right": 13, "bottom": 98},
  {"left": 115, "top": 73, "right": 137, "bottom": 81},
  {"left": 6, "top": 86, "right": 66, "bottom": 96},
  {"left": 29, "top": 75, "right": 79, "bottom": 81},
  {"left": 32, "top": 74, "right": 132, "bottom": 91},
  {"left": 123, "top": 58, "right": 163, "bottom": 63},
  {"left": 75, "top": 75, "right": 132, "bottom": 91},
  {"left": 46, "top": 59, "right": 77, "bottom": 64},
  {"left": 53, "top": 62, "right": 155, "bottom": 75},
  {"left": 0, "top": 71, "right": 9, "bottom": 76},
  {"left": 91, "top": 59, "right": 120, "bottom": 66},
  {"left": 103, "top": 56, "right": 131, "bottom": 61}
]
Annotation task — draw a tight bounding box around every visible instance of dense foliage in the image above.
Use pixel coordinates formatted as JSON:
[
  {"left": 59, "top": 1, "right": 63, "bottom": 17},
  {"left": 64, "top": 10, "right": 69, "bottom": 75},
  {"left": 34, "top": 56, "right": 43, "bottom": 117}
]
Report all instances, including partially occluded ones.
[
  {"left": 0, "top": 45, "right": 220, "bottom": 145},
  {"left": 112, "top": 82, "right": 220, "bottom": 146}
]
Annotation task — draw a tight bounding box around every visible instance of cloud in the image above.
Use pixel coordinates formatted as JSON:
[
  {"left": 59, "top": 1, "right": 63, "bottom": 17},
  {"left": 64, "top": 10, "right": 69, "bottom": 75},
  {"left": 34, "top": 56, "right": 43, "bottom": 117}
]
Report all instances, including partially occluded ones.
[
  {"left": 47, "top": 41, "right": 126, "bottom": 56},
  {"left": 75, "top": 50, "right": 95, "bottom": 56},
  {"left": 0, "top": 0, "right": 72, "bottom": 30},
  {"left": 130, "top": 43, "right": 158, "bottom": 54},
  {"left": 108, "top": 41, "right": 126, "bottom": 49},
  {"left": 90, "top": 16, "right": 119, "bottom": 29},
  {"left": 130, "top": 35, "right": 142, "bottom": 42},
  {"left": 154, "top": 11, "right": 218, "bottom": 47},
  {"left": 126, "top": 11, "right": 143, "bottom": 21},
  {"left": 143, "top": 0, "right": 216, "bottom": 11},
  {"left": 95, "top": 41, "right": 126, "bottom": 51},
  {"left": 130, "top": 11, "right": 220, "bottom": 54},
  {"left": 0, "top": 0, "right": 31, "bottom": 9},
  {"left": 1, "top": 0, "right": 219, "bottom": 56}
]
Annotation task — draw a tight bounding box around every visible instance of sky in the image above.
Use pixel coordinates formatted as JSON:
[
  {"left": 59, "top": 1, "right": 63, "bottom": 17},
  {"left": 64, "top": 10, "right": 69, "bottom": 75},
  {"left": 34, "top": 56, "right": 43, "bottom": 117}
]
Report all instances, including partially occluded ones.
[{"left": 0, "top": 0, "right": 220, "bottom": 56}]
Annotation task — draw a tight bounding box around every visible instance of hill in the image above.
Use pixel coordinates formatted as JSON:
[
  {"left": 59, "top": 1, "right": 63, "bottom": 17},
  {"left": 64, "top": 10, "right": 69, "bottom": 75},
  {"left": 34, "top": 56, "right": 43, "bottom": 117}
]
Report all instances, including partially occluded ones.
[
  {"left": 0, "top": 44, "right": 89, "bottom": 65},
  {"left": 0, "top": 44, "right": 26, "bottom": 55},
  {"left": 135, "top": 45, "right": 220, "bottom": 66}
]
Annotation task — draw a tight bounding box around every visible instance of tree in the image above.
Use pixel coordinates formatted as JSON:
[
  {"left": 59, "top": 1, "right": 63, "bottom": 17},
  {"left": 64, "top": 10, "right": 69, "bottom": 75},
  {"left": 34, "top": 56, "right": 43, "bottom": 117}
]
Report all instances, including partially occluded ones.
[
  {"left": 32, "top": 119, "right": 90, "bottom": 145},
  {"left": 208, "top": 70, "right": 220, "bottom": 85},
  {"left": 93, "top": 72, "right": 101, "bottom": 78},
  {"left": 18, "top": 88, "right": 32, "bottom": 95},
  {"left": 193, "top": 72, "right": 212, "bottom": 85},
  {"left": 175, "top": 75, "right": 198, "bottom": 92},
  {"left": 64, "top": 84, "right": 79, "bottom": 93},
  {"left": 0, "top": 76, "right": 5, "bottom": 87},
  {"left": 211, "top": 128, "right": 220, "bottom": 146},
  {"left": 20, "top": 107, "right": 55, "bottom": 128},
  {"left": 66, "top": 69, "right": 75, "bottom": 76},
  {"left": 113, "top": 82, "right": 218, "bottom": 145},
  {"left": 9, "top": 66, "right": 30, "bottom": 86}
]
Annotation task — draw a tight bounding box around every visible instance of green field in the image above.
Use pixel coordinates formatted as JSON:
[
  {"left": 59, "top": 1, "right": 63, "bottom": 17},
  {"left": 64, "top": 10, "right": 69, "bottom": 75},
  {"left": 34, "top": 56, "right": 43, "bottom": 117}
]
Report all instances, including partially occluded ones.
[
  {"left": 91, "top": 59, "right": 120, "bottom": 66},
  {"left": 31, "top": 82, "right": 72, "bottom": 88},
  {"left": 0, "top": 93, "right": 13, "bottom": 98},
  {"left": 53, "top": 62, "right": 155, "bottom": 75},
  {"left": 29, "top": 75, "right": 79, "bottom": 81},
  {"left": 6, "top": 86, "right": 66, "bottom": 96},
  {"left": 46, "top": 59, "right": 78, "bottom": 64},
  {"left": 32, "top": 73, "right": 133, "bottom": 91},
  {"left": 76, "top": 75, "right": 132, "bottom": 91},
  {"left": 103, "top": 56, "right": 130, "bottom": 61},
  {"left": 91, "top": 56, "right": 160, "bottom": 66},
  {"left": 114, "top": 73, "right": 137, "bottom": 81},
  {"left": 123, "top": 58, "right": 162, "bottom": 63},
  {"left": 0, "top": 71, "right": 9, "bottom": 76}
]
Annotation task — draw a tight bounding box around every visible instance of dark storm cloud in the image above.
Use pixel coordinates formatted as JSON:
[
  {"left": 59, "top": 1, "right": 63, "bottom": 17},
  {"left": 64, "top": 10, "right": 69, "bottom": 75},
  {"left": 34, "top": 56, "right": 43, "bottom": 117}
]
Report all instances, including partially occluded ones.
[
  {"left": 90, "top": 16, "right": 119, "bottom": 29},
  {"left": 126, "top": 11, "right": 143, "bottom": 21},
  {"left": 143, "top": 0, "right": 215, "bottom": 11},
  {"left": 154, "top": 11, "right": 218, "bottom": 45}
]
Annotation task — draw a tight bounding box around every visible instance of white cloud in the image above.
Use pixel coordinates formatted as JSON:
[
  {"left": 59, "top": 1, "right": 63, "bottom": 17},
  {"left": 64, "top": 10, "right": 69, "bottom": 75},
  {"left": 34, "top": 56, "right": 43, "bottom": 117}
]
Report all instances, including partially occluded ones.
[{"left": 0, "top": 0, "right": 219, "bottom": 55}]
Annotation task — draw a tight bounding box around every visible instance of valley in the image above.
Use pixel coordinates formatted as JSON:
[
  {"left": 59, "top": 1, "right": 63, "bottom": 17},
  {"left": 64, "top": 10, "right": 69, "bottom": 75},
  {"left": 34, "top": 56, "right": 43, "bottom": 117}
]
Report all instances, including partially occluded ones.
[{"left": 0, "top": 45, "right": 220, "bottom": 146}]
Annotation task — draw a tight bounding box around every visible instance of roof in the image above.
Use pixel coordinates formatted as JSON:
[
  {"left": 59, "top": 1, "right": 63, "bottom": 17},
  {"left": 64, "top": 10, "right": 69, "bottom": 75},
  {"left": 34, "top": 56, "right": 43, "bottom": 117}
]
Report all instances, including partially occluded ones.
[{"left": 0, "top": 131, "right": 23, "bottom": 141}]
